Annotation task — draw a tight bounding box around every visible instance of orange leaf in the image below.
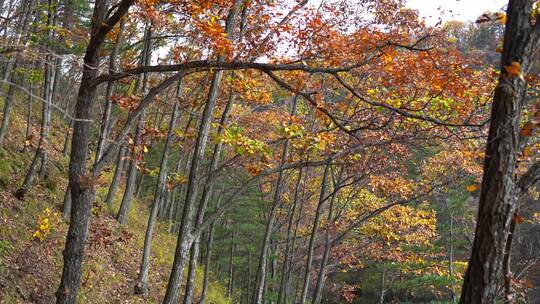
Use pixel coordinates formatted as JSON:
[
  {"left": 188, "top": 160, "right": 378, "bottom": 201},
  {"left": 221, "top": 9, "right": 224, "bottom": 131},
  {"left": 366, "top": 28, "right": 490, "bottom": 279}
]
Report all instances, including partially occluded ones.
[
  {"left": 504, "top": 61, "right": 521, "bottom": 77},
  {"left": 520, "top": 122, "right": 534, "bottom": 137},
  {"left": 466, "top": 184, "right": 479, "bottom": 192},
  {"left": 513, "top": 214, "right": 525, "bottom": 224}
]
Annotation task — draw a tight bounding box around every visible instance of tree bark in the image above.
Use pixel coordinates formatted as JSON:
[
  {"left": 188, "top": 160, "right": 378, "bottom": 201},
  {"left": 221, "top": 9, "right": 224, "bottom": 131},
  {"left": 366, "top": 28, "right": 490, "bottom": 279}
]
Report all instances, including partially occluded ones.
[
  {"left": 14, "top": 7, "right": 56, "bottom": 199},
  {"left": 254, "top": 96, "right": 298, "bottom": 304},
  {"left": 313, "top": 170, "right": 341, "bottom": 304},
  {"left": 55, "top": 1, "right": 134, "bottom": 303},
  {"left": 199, "top": 198, "right": 218, "bottom": 304},
  {"left": 460, "top": 1, "right": 540, "bottom": 302},
  {"left": 104, "top": 145, "right": 126, "bottom": 207}
]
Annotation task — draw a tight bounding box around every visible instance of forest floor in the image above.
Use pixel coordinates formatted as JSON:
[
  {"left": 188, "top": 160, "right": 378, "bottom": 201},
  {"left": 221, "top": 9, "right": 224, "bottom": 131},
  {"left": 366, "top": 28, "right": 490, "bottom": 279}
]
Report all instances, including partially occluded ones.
[{"left": 0, "top": 97, "right": 229, "bottom": 303}]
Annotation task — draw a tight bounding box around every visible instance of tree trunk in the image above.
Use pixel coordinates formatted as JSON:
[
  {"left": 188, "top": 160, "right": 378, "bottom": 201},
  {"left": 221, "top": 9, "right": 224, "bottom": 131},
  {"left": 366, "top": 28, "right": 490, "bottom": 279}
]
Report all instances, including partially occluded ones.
[
  {"left": 199, "top": 200, "right": 218, "bottom": 304},
  {"left": 254, "top": 96, "right": 298, "bottom": 304},
  {"left": 104, "top": 145, "right": 126, "bottom": 206},
  {"left": 116, "top": 24, "right": 152, "bottom": 224},
  {"left": 460, "top": 1, "right": 540, "bottom": 302},
  {"left": 0, "top": 68, "right": 18, "bottom": 144},
  {"left": 15, "top": 51, "right": 55, "bottom": 200},
  {"left": 55, "top": 1, "right": 134, "bottom": 303},
  {"left": 96, "top": 18, "right": 125, "bottom": 160},
  {"left": 183, "top": 91, "right": 235, "bottom": 304},
  {"left": 162, "top": 3, "right": 241, "bottom": 302},
  {"left": 0, "top": 0, "right": 33, "bottom": 145},
  {"left": 300, "top": 165, "right": 330, "bottom": 304},
  {"left": 227, "top": 230, "right": 236, "bottom": 297},
  {"left": 135, "top": 99, "right": 181, "bottom": 295},
  {"left": 313, "top": 171, "right": 340, "bottom": 304}
]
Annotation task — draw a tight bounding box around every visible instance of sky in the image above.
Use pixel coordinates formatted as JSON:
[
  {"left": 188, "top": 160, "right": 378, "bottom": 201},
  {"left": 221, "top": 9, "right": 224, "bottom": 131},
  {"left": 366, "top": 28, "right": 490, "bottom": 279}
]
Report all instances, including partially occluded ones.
[{"left": 406, "top": 0, "right": 508, "bottom": 25}]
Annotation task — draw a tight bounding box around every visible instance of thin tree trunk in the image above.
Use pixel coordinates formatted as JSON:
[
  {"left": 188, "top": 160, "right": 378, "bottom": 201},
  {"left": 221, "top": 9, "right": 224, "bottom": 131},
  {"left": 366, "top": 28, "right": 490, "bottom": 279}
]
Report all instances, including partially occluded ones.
[
  {"left": 95, "top": 18, "right": 125, "bottom": 160},
  {"left": 199, "top": 197, "right": 219, "bottom": 304},
  {"left": 0, "top": 69, "right": 18, "bottom": 144},
  {"left": 254, "top": 96, "right": 298, "bottom": 304},
  {"left": 299, "top": 164, "right": 330, "bottom": 304},
  {"left": 227, "top": 230, "right": 236, "bottom": 297},
  {"left": 15, "top": 44, "right": 55, "bottom": 200},
  {"left": 183, "top": 91, "right": 235, "bottom": 304},
  {"left": 162, "top": 4, "right": 241, "bottom": 302},
  {"left": 39, "top": 57, "right": 59, "bottom": 179},
  {"left": 313, "top": 170, "right": 340, "bottom": 304},
  {"left": 116, "top": 24, "right": 152, "bottom": 224},
  {"left": 379, "top": 266, "right": 386, "bottom": 304},
  {"left": 135, "top": 99, "right": 181, "bottom": 295},
  {"left": 23, "top": 80, "right": 33, "bottom": 152},
  {"left": 104, "top": 145, "right": 126, "bottom": 206},
  {"left": 0, "top": 0, "right": 33, "bottom": 145}
]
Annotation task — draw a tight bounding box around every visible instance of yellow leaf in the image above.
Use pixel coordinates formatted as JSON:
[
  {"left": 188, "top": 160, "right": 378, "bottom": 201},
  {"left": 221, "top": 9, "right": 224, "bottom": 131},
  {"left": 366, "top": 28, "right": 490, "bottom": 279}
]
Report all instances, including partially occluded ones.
[
  {"left": 466, "top": 184, "right": 479, "bottom": 192},
  {"left": 143, "top": 145, "right": 149, "bottom": 153}
]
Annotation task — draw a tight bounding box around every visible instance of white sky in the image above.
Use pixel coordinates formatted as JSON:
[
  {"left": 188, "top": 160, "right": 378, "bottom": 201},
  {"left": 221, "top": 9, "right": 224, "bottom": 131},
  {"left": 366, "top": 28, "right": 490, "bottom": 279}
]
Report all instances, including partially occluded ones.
[{"left": 406, "top": 0, "right": 508, "bottom": 25}]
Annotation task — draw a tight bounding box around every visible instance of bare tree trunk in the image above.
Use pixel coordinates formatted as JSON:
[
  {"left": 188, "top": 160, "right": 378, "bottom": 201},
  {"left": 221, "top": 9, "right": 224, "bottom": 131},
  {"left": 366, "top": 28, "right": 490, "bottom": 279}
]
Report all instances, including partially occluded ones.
[
  {"left": 183, "top": 91, "right": 235, "bottom": 304},
  {"left": 299, "top": 165, "right": 330, "bottom": 304},
  {"left": 95, "top": 18, "right": 125, "bottom": 160},
  {"left": 162, "top": 4, "right": 241, "bottom": 302},
  {"left": 199, "top": 197, "right": 219, "bottom": 304},
  {"left": 116, "top": 122, "right": 141, "bottom": 224},
  {"left": 24, "top": 80, "right": 34, "bottom": 152},
  {"left": 277, "top": 100, "right": 301, "bottom": 304},
  {"left": 104, "top": 145, "right": 126, "bottom": 206},
  {"left": 460, "top": 1, "right": 540, "bottom": 302},
  {"left": 0, "top": 0, "right": 33, "bottom": 145},
  {"left": 15, "top": 26, "right": 56, "bottom": 200},
  {"left": 379, "top": 266, "right": 386, "bottom": 304},
  {"left": 135, "top": 99, "right": 181, "bottom": 295},
  {"left": 227, "top": 230, "right": 236, "bottom": 297},
  {"left": 254, "top": 96, "right": 299, "bottom": 304},
  {"left": 116, "top": 24, "right": 152, "bottom": 224},
  {"left": 0, "top": 69, "right": 18, "bottom": 144},
  {"left": 313, "top": 170, "right": 341, "bottom": 304},
  {"left": 39, "top": 57, "right": 60, "bottom": 179}
]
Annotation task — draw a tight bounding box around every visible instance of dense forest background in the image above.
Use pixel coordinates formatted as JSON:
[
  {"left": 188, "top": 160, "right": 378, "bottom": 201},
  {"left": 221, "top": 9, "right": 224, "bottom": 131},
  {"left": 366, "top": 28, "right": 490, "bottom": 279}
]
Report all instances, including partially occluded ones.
[{"left": 1, "top": 0, "right": 540, "bottom": 303}]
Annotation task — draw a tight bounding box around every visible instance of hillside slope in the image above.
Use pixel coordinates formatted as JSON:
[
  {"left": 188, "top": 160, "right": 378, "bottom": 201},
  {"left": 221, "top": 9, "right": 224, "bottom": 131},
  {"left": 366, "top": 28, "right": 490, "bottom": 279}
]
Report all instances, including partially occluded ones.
[{"left": 0, "top": 95, "right": 229, "bottom": 303}]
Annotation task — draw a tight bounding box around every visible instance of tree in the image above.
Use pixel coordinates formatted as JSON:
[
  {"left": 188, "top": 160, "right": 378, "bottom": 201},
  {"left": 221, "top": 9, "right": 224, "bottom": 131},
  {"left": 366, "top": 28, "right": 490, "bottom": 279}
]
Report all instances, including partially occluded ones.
[{"left": 460, "top": 1, "right": 540, "bottom": 302}]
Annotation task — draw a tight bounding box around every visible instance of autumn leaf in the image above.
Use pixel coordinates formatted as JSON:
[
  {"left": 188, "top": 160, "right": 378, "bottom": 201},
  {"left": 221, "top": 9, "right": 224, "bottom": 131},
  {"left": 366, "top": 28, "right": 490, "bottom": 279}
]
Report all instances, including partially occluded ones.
[
  {"left": 504, "top": 61, "right": 523, "bottom": 79},
  {"left": 466, "top": 184, "right": 479, "bottom": 192},
  {"left": 520, "top": 122, "right": 534, "bottom": 137},
  {"left": 512, "top": 214, "right": 525, "bottom": 224}
]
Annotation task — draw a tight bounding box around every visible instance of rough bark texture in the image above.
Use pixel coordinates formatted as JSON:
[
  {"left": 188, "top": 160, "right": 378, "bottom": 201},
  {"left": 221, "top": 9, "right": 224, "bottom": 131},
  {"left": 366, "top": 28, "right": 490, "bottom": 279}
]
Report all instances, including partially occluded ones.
[
  {"left": 460, "top": 1, "right": 540, "bottom": 302},
  {"left": 162, "top": 66, "right": 224, "bottom": 304},
  {"left": 55, "top": 1, "right": 134, "bottom": 303}
]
